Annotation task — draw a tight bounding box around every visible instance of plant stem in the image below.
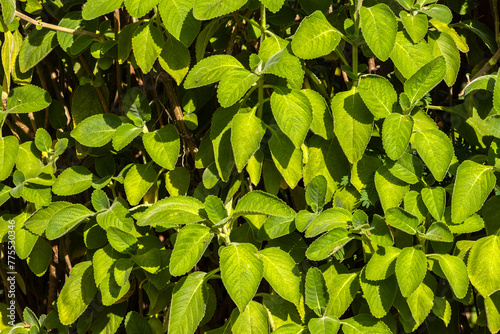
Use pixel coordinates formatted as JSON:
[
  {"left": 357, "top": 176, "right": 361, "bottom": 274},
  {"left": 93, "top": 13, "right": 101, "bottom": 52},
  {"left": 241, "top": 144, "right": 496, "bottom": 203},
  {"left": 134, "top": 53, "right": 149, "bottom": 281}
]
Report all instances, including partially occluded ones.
[
  {"left": 260, "top": 3, "right": 266, "bottom": 45},
  {"left": 15, "top": 11, "right": 100, "bottom": 39}
]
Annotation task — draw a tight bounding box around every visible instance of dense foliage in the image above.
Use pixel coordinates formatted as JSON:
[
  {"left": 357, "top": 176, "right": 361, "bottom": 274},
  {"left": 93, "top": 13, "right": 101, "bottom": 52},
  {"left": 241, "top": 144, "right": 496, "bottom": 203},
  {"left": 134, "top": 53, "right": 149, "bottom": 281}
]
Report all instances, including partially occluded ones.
[{"left": 0, "top": 0, "right": 500, "bottom": 333}]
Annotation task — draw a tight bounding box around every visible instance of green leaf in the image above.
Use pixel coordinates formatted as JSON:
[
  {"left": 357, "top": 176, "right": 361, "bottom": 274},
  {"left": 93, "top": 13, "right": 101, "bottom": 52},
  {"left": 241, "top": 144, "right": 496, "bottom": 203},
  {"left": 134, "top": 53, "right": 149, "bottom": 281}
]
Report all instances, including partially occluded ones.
[
  {"left": 7, "top": 84, "right": 52, "bottom": 113},
  {"left": 260, "top": 48, "right": 304, "bottom": 82},
  {"left": 231, "top": 111, "right": 266, "bottom": 172},
  {"left": 305, "top": 267, "right": 329, "bottom": 316},
  {"left": 306, "top": 228, "right": 353, "bottom": 261},
  {"left": 359, "top": 4, "right": 397, "bottom": 61},
  {"left": 390, "top": 31, "right": 434, "bottom": 79},
  {"left": 125, "top": 0, "right": 158, "bottom": 18},
  {"left": 137, "top": 196, "right": 204, "bottom": 227},
  {"left": 107, "top": 227, "right": 138, "bottom": 254},
  {"left": 168, "top": 272, "right": 208, "bottom": 334},
  {"left": 369, "top": 215, "right": 395, "bottom": 247},
  {"left": 291, "top": 10, "right": 341, "bottom": 59},
  {"left": 386, "top": 154, "right": 422, "bottom": 185},
  {"left": 258, "top": 33, "right": 289, "bottom": 62},
  {"left": 357, "top": 75, "right": 397, "bottom": 119},
  {"left": 70, "top": 84, "right": 105, "bottom": 125},
  {"left": 467, "top": 235, "right": 500, "bottom": 297},
  {"left": 232, "top": 301, "right": 269, "bottom": 334},
  {"left": 432, "top": 296, "right": 452, "bottom": 326},
  {"left": 96, "top": 198, "right": 134, "bottom": 231},
  {"left": 204, "top": 195, "right": 227, "bottom": 224},
  {"left": 210, "top": 106, "right": 237, "bottom": 181},
  {"left": 217, "top": 69, "right": 259, "bottom": 108},
  {"left": 485, "top": 291, "right": 500, "bottom": 334},
  {"left": 24, "top": 202, "right": 71, "bottom": 235},
  {"left": 429, "top": 19, "right": 468, "bottom": 52},
  {"left": 124, "top": 162, "right": 157, "bottom": 206},
  {"left": 451, "top": 160, "right": 496, "bottom": 224},
  {"left": 262, "top": 294, "right": 301, "bottom": 330},
  {"left": 123, "top": 87, "right": 151, "bottom": 126},
  {"left": 125, "top": 311, "right": 153, "bottom": 334},
  {"left": 170, "top": 224, "right": 213, "bottom": 276},
  {"left": 305, "top": 208, "right": 352, "bottom": 238},
  {"left": 386, "top": 207, "right": 419, "bottom": 235},
  {"left": 57, "top": 261, "right": 97, "bottom": 325},
  {"left": 494, "top": 70, "right": 500, "bottom": 113},
  {"left": 395, "top": 247, "right": 427, "bottom": 297},
  {"left": 27, "top": 238, "right": 51, "bottom": 277},
  {"left": 82, "top": 0, "right": 123, "bottom": 20},
  {"left": 308, "top": 317, "right": 340, "bottom": 334},
  {"left": 12, "top": 213, "right": 38, "bottom": 260},
  {"left": 483, "top": 197, "right": 500, "bottom": 236},
  {"left": 271, "top": 87, "right": 312, "bottom": 148},
  {"left": 405, "top": 56, "right": 446, "bottom": 105},
  {"left": 235, "top": 190, "right": 295, "bottom": 218},
  {"left": 132, "top": 248, "right": 161, "bottom": 273},
  {"left": 423, "top": 221, "right": 453, "bottom": 241},
  {"left": 71, "top": 114, "right": 122, "bottom": 147},
  {"left": 420, "top": 4, "right": 452, "bottom": 23},
  {"left": 332, "top": 88, "right": 374, "bottom": 164},
  {"left": 341, "top": 314, "right": 391, "bottom": 334},
  {"left": 132, "top": 22, "right": 164, "bottom": 73},
  {"left": 324, "top": 271, "right": 359, "bottom": 318},
  {"left": 193, "top": 0, "right": 246, "bottom": 20},
  {"left": 365, "top": 246, "right": 401, "bottom": 281},
  {"left": 428, "top": 254, "right": 468, "bottom": 299},
  {"left": 112, "top": 123, "right": 143, "bottom": 151},
  {"left": 34, "top": 128, "right": 51, "bottom": 153},
  {"left": 400, "top": 12, "right": 428, "bottom": 43},
  {"left": 118, "top": 21, "right": 140, "bottom": 63},
  {"left": 220, "top": 243, "right": 263, "bottom": 311},
  {"left": 428, "top": 31, "right": 460, "bottom": 87},
  {"left": 374, "top": 165, "right": 410, "bottom": 212},
  {"left": 382, "top": 113, "right": 413, "bottom": 160},
  {"left": 303, "top": 89, "right": 333, "bottom": 139},
  {"left": 413, "top": 129, "right": 454, "bottom": 182},
  {"left": 159, "top": 0, "right": 200, "bottom": 47},
  {"left": 406, "top": 283, "right": 434, "bottom": 328},
  {"left": 0, "top": 136, "right": 18, "bottom": 181},
  {"left": 52, "top": 166, "right": 94, "bottom": 196},
  {"left": 360, "top": 268, "right": 397, "bottom": 318},
  {"left": 165, "top": 166, "right": 190, "bottom": 196},
  {"left": 269, "top": 132, "right": 303, "bottom": 188},
  {"left": 46, "top": 204, "right": 94, "bottom": 240},
  {"left": 421, "top": 187, "right": 445, "bottom": 221},
  {"left": 306, "top": 175, "right": 327, "bottom": 212},
  {"left": 1, "top": 0, "right": 15, "bottom": 25},
  {"left": 184, "top": 55, "right": 244, "bottom": 89},
  {"left": 260, "top": 0, "right": 285, "bottom": 13},
  {"left": 18, "top": 29, "right": 57, "bottom": 73},
  {"left": 15, "top": 142, "right": 41, "bottom": 179},
  {"left": 143, "top": 125, "right": 180, "bottom": 170},
  {"left": 159, "top": 36, "right": 191, "bottom": 85},
  {"left": 259, "top": 247, "right": 301, "bottom": 306}
]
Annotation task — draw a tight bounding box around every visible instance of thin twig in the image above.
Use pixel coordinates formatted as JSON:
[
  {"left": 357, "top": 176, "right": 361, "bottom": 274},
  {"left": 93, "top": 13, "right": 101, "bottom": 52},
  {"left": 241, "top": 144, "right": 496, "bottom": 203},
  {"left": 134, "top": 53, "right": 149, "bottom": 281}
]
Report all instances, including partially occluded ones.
[
  {"left": 78, "top": 55, "right": 110, "bottom": 113},
  {"left": 47, "top": 244, "right": 58, "bottom": 313},
  {"left": 10, "top": 114, "right": 34, "bottom": 138},
  {"left": 15, "top": 11, "right": 100, "bottom": 39},
  {"left": 459, "top": 47, "right": 500, "bottom": 96},
  {"left": 4, "top": 118, "right": 20, "bottom": 140},
  {"left": 44, "top": 60, "right": 71, "bottom": 126}
]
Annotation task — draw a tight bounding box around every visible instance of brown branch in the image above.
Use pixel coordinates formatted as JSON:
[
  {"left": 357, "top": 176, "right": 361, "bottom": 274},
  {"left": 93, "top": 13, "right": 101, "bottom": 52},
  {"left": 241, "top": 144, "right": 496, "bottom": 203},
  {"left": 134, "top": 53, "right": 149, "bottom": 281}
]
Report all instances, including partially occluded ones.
[
  {"left": 78, "top": 55, "right": 110, "bottom": 113},
  {"left": 15, "top": 11, "right": 100, "bottom": 39},
  {"left": 4, "top": 118, "right": 20, "bottom": 140},
  {"left": 35, "top": 65, "right": 50, "bottom": 129},
  {"left": 47, "top": 244, "right": 58, "bottom": 313},
  {"left": 113, "top": 9, "right": 123, "bottom": 112},
  {"left": 10, "top": 114, "right": 34, "bottom": 138},
  {"left": 459, "top": 47, "right": 500, "bottom": 96},
  {"left": 60, "top": 236, "right": 72, "bottom": 273}
]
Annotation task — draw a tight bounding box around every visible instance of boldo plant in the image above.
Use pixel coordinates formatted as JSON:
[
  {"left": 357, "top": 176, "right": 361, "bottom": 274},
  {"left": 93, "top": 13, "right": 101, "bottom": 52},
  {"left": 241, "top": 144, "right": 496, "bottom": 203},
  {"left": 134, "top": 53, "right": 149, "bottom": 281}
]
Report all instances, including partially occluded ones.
[{"left": 0, "top": 0, "right": 500, "bottom": 333}]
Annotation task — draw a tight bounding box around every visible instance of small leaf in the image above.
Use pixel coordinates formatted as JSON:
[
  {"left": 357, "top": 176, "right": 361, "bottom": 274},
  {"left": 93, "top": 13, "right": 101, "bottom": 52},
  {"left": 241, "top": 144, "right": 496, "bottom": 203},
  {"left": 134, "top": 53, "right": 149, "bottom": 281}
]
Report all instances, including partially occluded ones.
[
  {"left": 96, "top": 198, "right": 134, "bottom": 231},
  {"left": 231, "top": 111, "right": 266, "bottom": 172},
  {"left": 125, "top": 0, "right": 159, "bottom": 18},
  {"left": 308, "top": 317, "right": 340, "bottom": 334},
  {"left": 404, "top": 56, "right": 446, "bottom": 105},
  {"left": 132, "top": 22, "right": 164, "bottom": 73},
  {"left": 220, "top": 243, "right": 263, "bottom": 311},
  {"left": 395, "top": 247, "right": 427, "bottom": 297},
  {"left": 106, "top": 227, "right": 138, "bottom": 254},
  {"left": 382, "top": 113, "right": 413, "bottom": 161},
  {"left": 193, "top": 0, "right": 247, "bottom": 20},
  {"left": 269, "top": 132, "right": 303, "bottom": 189},
  {"left": 429, "top": 19, "right": 468, "bottom": 52},
  {"left": 422, "top": 222, "right": 453, "bottom": 242},
  {"left": 400, "top": 12, "right": 428, "bottom": 43},
  {"left": 386, "top": 153, "right": 423, "bottom": 184},
  {"left": 305, "top": 208, "right": 352, "bottom": 238},
  {"left": 421, "top": 187, "right": 446, "bottom": 221},
  {"left": 291, "top": 11, "right": 341, "bottom": 59},
  {"left": 260, "top": 0, "right": 285, "bottom": 13},
  {"left": 369, "top": 214, "right": 394, "bottom": 247},
  {"left": 164, "top": 166, "right": 190, "bottom": 196},
  {"left": 112, "top": 123, "right": 143, "bottom": 151},
  {"left": 303, "top": 89, "right": 333, "bottom": 139},
  {"left": 420, "top": 4, "right": 452, "bottom": 24},
  {"left": 485, "top": 291, "right": 500, "bottom": 334},
  {"left": 232, "top": 301, "right": 269, "bottom": 334},
  {"left": 260, "top": 49, "right": 304, "bottom": 82},
  {"left": 341, "top": 314, "right": 392, "bottom": 334},
  {"left": 7, "top": 85, "right": 52, "bottom": 114},
  {"left": 71, "top": 114, "right": 122, "bottom": 147},
  {"left": 374, "top": 165, "right": 410, "bottom": 212},
  {"left": 428, "top": 31, "right": 460, "bottom": 87},
  {"left": 159, "top": 36, "right": 191, "bottom": 85},
  {"left": 235, "top": 190, "right": 295, "bottom": 218},
  {"left": 306, "top": 228, "right": 353, "bottom": 261},
  {"left": 82, "top": 0, "right": 123, "bottom": 20},
  {"left": 184, "top": 55, "right": 244, "bottom": 89},
  {"left": 428, "top": 254, "right": 468, "bottom": 299},
  {"left": 52, "top": 166, "right": 94, "bottom": 196},
  {"left": 46, "top": 204, "right": 94, "bottom": 240},
  {"left": 386, "top": 207, "right": 419, "bottom": 235},
  {"left": 0, "top": 136, "right": 19, "bottom": 181},
  {"left": 413, "top": 129, "right": 454, "bottom": 182},
  {"left": 306, "top": 175, "right": 327, "bottom": 212},
  {"left": 360, "top": 4, "right": 397, "bottom": 61},
  {"left": 451, "top": 160, "right": 496, "bottom": 224},
  {"left": 406, "top": 283, "right": 434, "bottom": 328},
  {"left": 357, "top": 75, "right": 397, "bottom": 119},
  {"left": 1, "top": 0, "right": 16, "bottom": 25},
  {"left": 18, "top": 29, "right": 57, "bottom": 73},
  {"left": 360, "top": 268, "right": 397, "bottom": 318},
  {"left": 217, "top": 69, "right": 260, "bottom": 108},
  {"left": 324, "top": 272, "right": 360, "bottom": 318},
  {"left": 169, "top": 224, "right": 213, "bottom": 276},
  {"left": 136, "top": 196, "right": 204, "bottom": 228},
  {"left": 204, "top": 195, "right": 227, "bottom": 224},
  {"left": 305, "top": 267, "right": 329, "bottom": 316},
  {"left": 365, "top": 246, "right": 401, "bottom": 281},
  {"left": 143, "top": 125, "right": 180, "bottom": 170},
  {"left": 432, "top": 297, "right": 452, "bottom": 326},
  {"left": 34, "top": 128, "right": 52, "bottom": 153},
  {"left": 467, "top": 235, "right": 500, "bottom": 297},
  {"left": 123, "top": 87, "right": 151, "bottom": 126},
  {"left": 211, "top": 106, "right": 237, "bottom": 182}
]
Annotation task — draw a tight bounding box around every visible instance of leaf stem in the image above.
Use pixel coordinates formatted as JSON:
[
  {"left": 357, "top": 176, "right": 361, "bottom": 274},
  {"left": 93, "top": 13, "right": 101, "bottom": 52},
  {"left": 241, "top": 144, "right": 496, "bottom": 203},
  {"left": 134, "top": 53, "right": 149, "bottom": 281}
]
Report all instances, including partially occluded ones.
[
  {"left": 257, "top": 78, "right": 264, "bottom": 118},
  {"left": 260, "top": 3, "right": 266, "bottom": 45}
]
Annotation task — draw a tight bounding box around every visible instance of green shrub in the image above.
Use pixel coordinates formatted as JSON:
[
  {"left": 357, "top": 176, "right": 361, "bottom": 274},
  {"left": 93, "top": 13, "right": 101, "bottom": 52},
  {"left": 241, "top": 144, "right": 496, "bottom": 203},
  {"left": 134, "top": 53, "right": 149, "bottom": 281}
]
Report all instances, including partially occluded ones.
[{"left": 0, "top": 0, "right": 500, "bottom": 333}]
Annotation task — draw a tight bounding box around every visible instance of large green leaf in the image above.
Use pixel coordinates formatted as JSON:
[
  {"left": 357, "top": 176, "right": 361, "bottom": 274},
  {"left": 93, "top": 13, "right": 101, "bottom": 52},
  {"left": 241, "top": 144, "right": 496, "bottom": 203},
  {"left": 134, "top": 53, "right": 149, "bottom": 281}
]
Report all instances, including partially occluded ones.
[
  {"left": 421, "top": 187, "right": 446, "bottom": 221},
  {"left": 341, "top": 314, "right": 391, "bottom": 334},
  {"left": 428, "top": 31, "right": 460, "bottom": 87},
  {"left": 413, "top": 129, "right": 454, "bottom": 182},
  {"left": 96, "top": 198, "right": 134, "bottom": 231},
  {"left": 46, "top": 204, "right": 94, "bottom": 240},
  {"left": 137, "top": 196, "right": 204, "bottom": 227},
  {"left": 386, "top": 153, "right": 423, "bottom": 185},
  {"left": 230, "top": 111, "right": 265, "bottom": 172},
  {"left": 485, "top": 291, "right": 500, "bottom": 334},
  {"left": 369, "top": 214, "right": 394, "bottom": 247},
  {"left": 306, "top": 228, "right": 353, "bottom": 261},
  {"left": 159, "top": 36, "right": 191, "bottom": 85},
  {"left": 7, "top": 85, "right": 52, "bottom": 114},
  {"left": 406, "top": 283, "right": 434, "bottom": 328},
  {"left": 170, "top": 224, "right": 213, "bottom": 276},
  {"left": 107, "top": 227, "right": 138, "bottom": 254},
  {"left": 82, "top": 0, "right": 123, "bottom": 20},
  {"left": 451, "top": 160, "right": 496, "bottom": 224},
  {"left": 404, "top": 56, "right": 446, "bottom": 105},
  {"left": 12, "top": 213, "right": 37, "bottom": 260},
  {"left": 132, "top": 22, "right": 164, "bottom": 73},
  {"left": 112, "top": 123, "right": 143, "bottom": 151},
  {"left": 359, "top": 4, "right": 397, "bottom": 61},
  {"left": 57, "top": 261, "right": 97, "bottom": 325},
  {"left": 303, "top": 89, "right": 333, "bottom": 139},
  {"left": 52, "top": 166, "right": 94, "bottom": 196},
  {"left": 260, "top": 48, "right": 304, "bottom": 83},
  {"left": 18, "top": 29, "right": 57, "bottom": 73},
  {"left": 332, "top": 88, "right": 374, "bottom": 164},
  {"left": 400, "top": 12, "right": 428, "bottom": 43},
  {"left": 211, "top": 106, "right": 238, "bottom": 182},
  {"left": 291, "top": 10, "right": 341, "bottom": 59},
  {"left": 382, "top": 113, "right": 413, "bottom": 160},
  {"left": 428, "top": 254, "right": 468, "bottom": 299},
  {"left": 269, "top": 132, "right": 303, "bottom": 188},
  {"left": 324, "top": 271, "right": 359, "bottom": 318},
  {"left": 357, "top": 75, "right": 397, "bottom": 119},
  {"left": 260, "top": 0, "right": 285, "bottom": 13},
  {"left": 25, "top": 202, "right": 73, "bottom": 235},
  {"left": 235, "top": 191, "right": 295, "bottom": 218},
  {"left": 467, "top": 235, "right": 500, "bottom": 297},
  {"left": 232, "top": 301, "right": 269, "bottom": 334},
  {"left": 71, "top": 114, "right": 122, "bottom": 147},
  {"left": 262, "top": 294, "right": 302, "bottom": 330},
  {"left": 217, "top": 69, "right": 260, "bottom": 108},
  {"left": 359, "top": 268, "right": 397, "bottom": 318},
  {"left": 374, "top": 165, "right": 410, "bottom": 212},
  {"left": 270, "top": 87, "right": 312, "bottom": 148},
  {"left": 305, "top": 267, "right": 329, "bottom": 316},
  {"left": 193, "top": 0, "right": 246, "bottom": 20},
  {"left": 308, "top": 317, "right": 340, "bottom": 334},
  {"left": 395, "top": 247, "right": 427, "bottom": 297},
  {"left": 168, "top": 272, "right": 208, "bottom": 334},
  {"left": 365, "top": 246, "right": 401, "bottom": 281},
  {"left": 305, "top": 208, "right": 352, "bottom": 238},
  {"left": 429, "top": 19, "right": 468, "bottom": 52},
  {"left": 0, "top": 0, "right": 15, "bottom": 25},
  {"left": 124, "top": 162, "right": 156, "bottom": 206},
  {"left": 125, "top": 311, "right": 153, "bottom": 334},
  {"left": 184, "top": 55, "right": 244, "bottom": 88},
  {"left": 143, "top": 125, "right": 180, "bottom": 170},
  {"left": 220, "top": 243, "right": 263, "bottom": 311},
  {"left": 159, "top": 0, "right": 200, "bottom": 47},
  {"left": 385, "top": 208, "right": 419, "bottom": 235},
  {"left": 0, "top": 136, "right": 18, "bottom": 181},
  {"left": 390, "top": 31, "right": 434, "bottom": 79},
  {"left": 125, "top": 0, "right": 158, "bottom": 18}
]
